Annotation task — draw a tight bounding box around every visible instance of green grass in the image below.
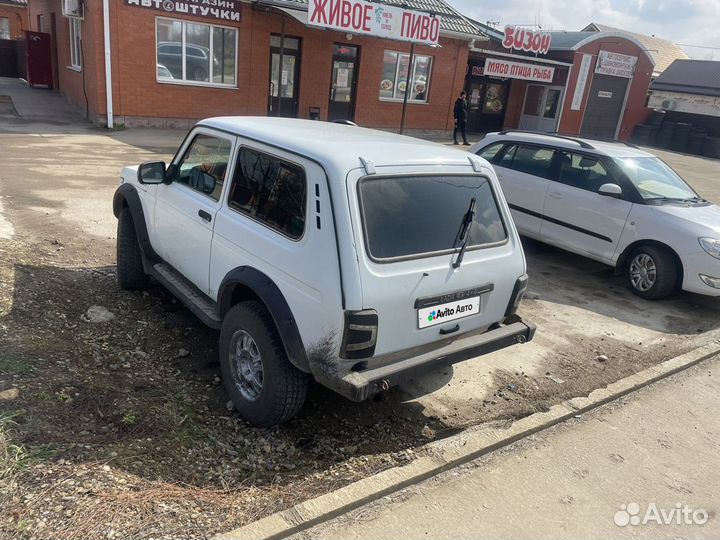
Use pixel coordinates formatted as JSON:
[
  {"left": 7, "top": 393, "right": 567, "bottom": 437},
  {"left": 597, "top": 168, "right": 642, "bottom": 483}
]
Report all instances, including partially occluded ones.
[
  {"left": 0, "top": 411, "right": 54, "bottom": 480},
  {"left": 0, "top": 352, "right": 32, "bottom": 374}
]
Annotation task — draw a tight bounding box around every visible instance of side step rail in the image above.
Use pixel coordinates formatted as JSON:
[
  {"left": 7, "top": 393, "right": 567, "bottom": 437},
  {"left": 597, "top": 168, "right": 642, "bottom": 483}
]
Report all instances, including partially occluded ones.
[{"left": 152, "top": 263, "right": 223, "bottom": 329}]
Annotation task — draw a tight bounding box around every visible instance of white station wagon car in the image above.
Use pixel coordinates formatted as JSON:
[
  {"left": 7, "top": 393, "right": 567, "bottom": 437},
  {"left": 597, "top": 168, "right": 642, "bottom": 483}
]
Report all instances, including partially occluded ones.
[
  {"left": 113, "top": 118, "right": 534, "bottom": 426},
  {"left": 470, "top": 131, "right": 720, "bottom": 300}
]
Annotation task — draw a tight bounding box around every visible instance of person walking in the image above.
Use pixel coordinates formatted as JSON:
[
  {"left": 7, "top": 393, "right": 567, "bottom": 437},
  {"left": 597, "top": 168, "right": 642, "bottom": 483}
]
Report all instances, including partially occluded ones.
[{"left": 453, "top": 91, "right": 470, "bottom": 146}]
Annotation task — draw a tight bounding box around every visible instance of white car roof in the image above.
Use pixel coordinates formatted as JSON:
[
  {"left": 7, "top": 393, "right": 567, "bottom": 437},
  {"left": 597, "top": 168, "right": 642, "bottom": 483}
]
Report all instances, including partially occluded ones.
[
  {"left": 198, "top": 117, "right": 475, "bottom": 172},
  {"left": 480, "top": 131, "right": 657, "bottom": 159}
]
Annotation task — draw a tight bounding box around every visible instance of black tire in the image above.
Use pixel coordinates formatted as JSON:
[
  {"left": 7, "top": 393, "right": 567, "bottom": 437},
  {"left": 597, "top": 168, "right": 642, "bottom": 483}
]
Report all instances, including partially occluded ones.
[
  {"left": 116, "top": 207, "right": 149, "bottom": 290},
  {"left": 219, "top": 301, "right": 309, "bottom": 427},
  {"left": 626, "top": 245, "right": 678, "bottom": 300}
]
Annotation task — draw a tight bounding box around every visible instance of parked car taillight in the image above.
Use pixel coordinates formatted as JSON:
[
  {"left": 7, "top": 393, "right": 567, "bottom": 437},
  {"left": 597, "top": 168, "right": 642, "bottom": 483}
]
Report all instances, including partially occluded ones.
[
  {"left": 505, "top": 274, "right": 529, "bottom": 318},
  {"left": 340, "top": 309, "right": 378, "bottom": 359}
]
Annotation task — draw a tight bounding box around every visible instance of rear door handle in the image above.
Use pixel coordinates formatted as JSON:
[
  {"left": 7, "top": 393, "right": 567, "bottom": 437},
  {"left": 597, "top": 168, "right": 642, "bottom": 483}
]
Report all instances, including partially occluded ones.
[
  {"left": 198, "top": 209, "right": 212, "bottom": 222},
  {"left": 548, "top": 192, "right": 563, "bottom": 199}
]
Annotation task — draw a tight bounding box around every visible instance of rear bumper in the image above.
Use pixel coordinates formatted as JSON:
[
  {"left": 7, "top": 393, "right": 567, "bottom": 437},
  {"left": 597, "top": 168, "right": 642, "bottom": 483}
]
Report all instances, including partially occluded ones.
[{"left": 332, "top": 317, "right": 535, "bottom": 402}]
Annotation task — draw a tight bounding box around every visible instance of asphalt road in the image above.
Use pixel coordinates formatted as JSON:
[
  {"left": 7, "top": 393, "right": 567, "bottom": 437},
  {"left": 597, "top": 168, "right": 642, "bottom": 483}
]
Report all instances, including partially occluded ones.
[{"left": 302, "top": 355, "right": 720, "bottom": 539}]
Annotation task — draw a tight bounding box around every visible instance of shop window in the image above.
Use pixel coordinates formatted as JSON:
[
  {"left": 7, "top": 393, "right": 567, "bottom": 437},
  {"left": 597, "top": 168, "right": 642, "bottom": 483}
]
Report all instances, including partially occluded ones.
[
  {"left": 69, "top": 18, "right": 82, "bottom": 70},
  {"left": 156, "top": 17, "right": 237, "bottom": 87},
  {"left": 379, "top": 50, "right": 432, "bottom": 103},
  {"left": 543, "top": 89, "right": 561, "bottom": 118},
  {"left": 1, "top": 17, "right": 10, "bottom": 40},
  {"left": 228, "top": 147, "right": 306, "bottom": 239}
]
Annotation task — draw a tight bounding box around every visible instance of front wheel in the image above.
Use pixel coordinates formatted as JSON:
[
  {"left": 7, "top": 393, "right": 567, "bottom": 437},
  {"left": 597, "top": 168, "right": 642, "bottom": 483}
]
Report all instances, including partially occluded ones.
[
  {"left": 219, "top": 301, "right": 309, "bottom": 427},
  {"left": 116, "top": 207, "right": 149, "bottom": 290},
  {"left": 627, "top": 245, "right": 678, "bottom": 300}
]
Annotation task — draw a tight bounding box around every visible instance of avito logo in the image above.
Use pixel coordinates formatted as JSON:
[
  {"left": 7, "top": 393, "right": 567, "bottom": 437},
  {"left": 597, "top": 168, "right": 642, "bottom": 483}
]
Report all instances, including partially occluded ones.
[{"left": 427, "top": 307, "right": 455, "bottom": 323}]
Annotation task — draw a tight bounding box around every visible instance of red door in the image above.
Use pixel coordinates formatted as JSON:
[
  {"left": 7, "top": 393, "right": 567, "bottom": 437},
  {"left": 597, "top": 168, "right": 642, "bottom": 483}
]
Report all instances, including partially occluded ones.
[{"left": 26, "top": 31, "right": 53, "bottom": 88}]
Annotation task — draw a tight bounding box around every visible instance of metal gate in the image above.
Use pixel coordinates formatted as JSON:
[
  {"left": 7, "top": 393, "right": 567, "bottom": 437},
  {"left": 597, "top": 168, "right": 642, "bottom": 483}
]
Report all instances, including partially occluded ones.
[
  {"left": 26, "top": 31, "right": 53, "bottom": 88},
  {"left": 580, "top": 74, "right": 629, "bottom": 139}
]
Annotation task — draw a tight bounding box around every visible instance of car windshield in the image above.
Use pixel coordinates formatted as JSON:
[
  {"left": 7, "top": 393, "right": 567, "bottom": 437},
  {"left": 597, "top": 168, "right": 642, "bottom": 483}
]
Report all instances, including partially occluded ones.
[
  {"left": 614, "top": 157, "right": 699, "bottom": 201},
  {"left": 358, "top": 175, "right": 507, "bottom": 260}
]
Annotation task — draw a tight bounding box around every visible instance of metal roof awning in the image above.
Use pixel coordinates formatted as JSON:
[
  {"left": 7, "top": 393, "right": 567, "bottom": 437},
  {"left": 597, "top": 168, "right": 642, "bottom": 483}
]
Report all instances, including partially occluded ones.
[{"left": 272, "top": 5, "right": 308, "bottom": 25}]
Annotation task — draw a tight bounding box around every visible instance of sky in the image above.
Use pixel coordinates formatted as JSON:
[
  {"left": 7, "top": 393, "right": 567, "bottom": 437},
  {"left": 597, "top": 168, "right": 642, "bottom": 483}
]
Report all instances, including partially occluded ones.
[{"left": 444, "top": 0, "right": 720, "bottom": 59}]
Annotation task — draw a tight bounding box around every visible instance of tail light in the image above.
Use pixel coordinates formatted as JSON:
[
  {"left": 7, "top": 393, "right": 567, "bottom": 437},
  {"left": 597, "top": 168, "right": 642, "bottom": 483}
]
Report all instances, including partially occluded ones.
[
  {"left": 340, "top": 309, "right": 378, "bottom": 359},
  {"left": 505, "top": 274, "right": 529, "bottom": 317}
]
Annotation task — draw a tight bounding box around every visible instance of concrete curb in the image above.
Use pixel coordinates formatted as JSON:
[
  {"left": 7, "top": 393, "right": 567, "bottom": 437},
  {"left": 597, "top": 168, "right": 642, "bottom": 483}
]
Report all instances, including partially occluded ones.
[{"left": 215, "top": 342, "right": 720, "bottom": 540}]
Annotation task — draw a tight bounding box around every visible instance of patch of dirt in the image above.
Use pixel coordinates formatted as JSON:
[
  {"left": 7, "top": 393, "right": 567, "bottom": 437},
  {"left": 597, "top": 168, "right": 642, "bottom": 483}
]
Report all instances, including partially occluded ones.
[{"left": 0, "top": 214, "right": 711, "bottom": 539}]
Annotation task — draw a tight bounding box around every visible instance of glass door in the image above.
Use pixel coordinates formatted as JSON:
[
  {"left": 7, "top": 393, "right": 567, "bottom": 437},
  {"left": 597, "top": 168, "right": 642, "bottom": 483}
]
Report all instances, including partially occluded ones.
[
  {"left": 268, "top": 35, "right": 301, "bottom": 118},
  {"left": 328, "top": 43, "right": 359, "bottom": 122},
  {"left": 519, "top": 85, "right": 563, "bottom": 132}
]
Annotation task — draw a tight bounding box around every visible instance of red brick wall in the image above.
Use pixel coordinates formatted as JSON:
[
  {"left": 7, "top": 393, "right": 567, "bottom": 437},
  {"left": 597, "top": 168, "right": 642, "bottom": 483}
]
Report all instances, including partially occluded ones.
[
  {"left": 0, "top": 4, "right": 27, "bottom": 39},
  {"left": 558, "top": 36, "right": 654, "bottom": 140},
  {"left": 27, "top": 0, "right": 470, "bottom": 131}
]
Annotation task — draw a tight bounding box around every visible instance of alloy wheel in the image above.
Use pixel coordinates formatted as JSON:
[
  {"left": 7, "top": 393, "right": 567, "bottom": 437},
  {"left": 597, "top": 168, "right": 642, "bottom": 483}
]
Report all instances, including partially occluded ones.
[
  {"left": 229, "top": 330, "right": 264, "bottom": 402},
  {"left": 629, "top": 253, "right": 657, "bottom": 292}
]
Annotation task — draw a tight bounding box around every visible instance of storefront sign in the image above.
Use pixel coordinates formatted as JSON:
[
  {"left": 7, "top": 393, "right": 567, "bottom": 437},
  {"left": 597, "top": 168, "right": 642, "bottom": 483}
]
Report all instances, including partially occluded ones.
[
  {"left": 308, "top": 0, "right": 441, "bottom": 46},
  {"left": 484, "top": 59, "right": 554, "bottom": 83},
  {"left": 571, "top": 53, "right": 592, "bottom": 110},
  {"left": 595, "top": 50, "right": 637, "bottom": 78},
  {"left": 503, "top": 26, "right": 552, "bottom": 55},
  {"left": 125, "top": 0, "right": 241, "bottom": 22}
]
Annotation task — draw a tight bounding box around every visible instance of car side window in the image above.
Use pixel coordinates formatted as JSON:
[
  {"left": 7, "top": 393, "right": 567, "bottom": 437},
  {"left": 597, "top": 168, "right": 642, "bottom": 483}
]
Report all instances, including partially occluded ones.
[
  {"left": 477, "top": 143, "right": 504, "bottom": 163},
  {"left": 175, "top": 133, "right": 232, "bottom": 201},
  {"left": 227, "top": 147, "right": 306, "bottom": 239},
  {"left": 556, "top": 152, "right": 611, "bottom": 193},
  {"left": 508, "top": 145, "right": 555, "bottom": 178},
  {"left": 496, "top": 144, "right": 517, "bottom": 168}
]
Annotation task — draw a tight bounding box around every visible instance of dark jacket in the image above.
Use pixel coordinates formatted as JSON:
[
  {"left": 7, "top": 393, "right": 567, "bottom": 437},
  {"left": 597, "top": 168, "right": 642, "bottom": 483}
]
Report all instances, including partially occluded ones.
[{"left": 454, "top": 98, "right": 468, "bottom": 122}]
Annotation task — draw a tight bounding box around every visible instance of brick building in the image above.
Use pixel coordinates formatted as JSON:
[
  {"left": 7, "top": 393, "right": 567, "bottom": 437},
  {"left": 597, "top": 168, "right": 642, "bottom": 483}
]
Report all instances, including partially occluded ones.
[
  {"left": 460, "top": 25, "right": 655, "bottom": 140},
  {"left": 0, "top": 0, "right": 28, "bottom": 40},
  {"left": 25, "top": 0, "right": 482, "bottom": 134}
]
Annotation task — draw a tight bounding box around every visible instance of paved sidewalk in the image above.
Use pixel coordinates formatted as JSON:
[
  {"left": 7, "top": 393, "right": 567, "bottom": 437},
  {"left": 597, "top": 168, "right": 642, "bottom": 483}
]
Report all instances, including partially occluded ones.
[
  {"left": 0, "top": 76, "right": 84, "bottom": 121},
  {"left": 304, "top": 357, "right": 720, "bottom": 539}
]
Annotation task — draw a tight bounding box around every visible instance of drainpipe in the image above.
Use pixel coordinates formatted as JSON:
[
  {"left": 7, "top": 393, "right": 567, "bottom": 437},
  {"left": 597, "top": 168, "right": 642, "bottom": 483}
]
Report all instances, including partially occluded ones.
[{"left": 102, "top": 0, "right": 114, "bottom": 129}]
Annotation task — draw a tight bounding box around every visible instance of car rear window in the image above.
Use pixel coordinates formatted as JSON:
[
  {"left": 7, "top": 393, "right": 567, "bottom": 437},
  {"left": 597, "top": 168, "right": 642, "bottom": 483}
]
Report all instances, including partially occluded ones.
[{"left": 358, "top": 175, "right": 508, "bottom": 261}]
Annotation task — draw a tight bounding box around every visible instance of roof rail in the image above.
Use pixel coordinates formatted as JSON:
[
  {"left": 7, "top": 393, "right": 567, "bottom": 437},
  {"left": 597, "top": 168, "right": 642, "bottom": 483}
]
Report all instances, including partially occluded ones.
[
  {"left": 561, "top": 135, "right": 640, "bottom": 149},
  {"left": 496, "top": 130, "right": 595, "bottom": 150}
]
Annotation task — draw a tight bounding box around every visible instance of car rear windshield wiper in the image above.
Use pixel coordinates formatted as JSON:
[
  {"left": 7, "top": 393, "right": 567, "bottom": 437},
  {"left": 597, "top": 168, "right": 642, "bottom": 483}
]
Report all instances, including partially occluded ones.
[{"left": 453, "top": 197, "right": 476, "bottom": 269}]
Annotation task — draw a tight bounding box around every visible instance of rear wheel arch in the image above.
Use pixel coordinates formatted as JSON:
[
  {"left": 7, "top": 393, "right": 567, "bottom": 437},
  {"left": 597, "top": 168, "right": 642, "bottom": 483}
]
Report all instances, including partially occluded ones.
[{"left": 218, "top": 268, "right": 311, "bottom": 373}]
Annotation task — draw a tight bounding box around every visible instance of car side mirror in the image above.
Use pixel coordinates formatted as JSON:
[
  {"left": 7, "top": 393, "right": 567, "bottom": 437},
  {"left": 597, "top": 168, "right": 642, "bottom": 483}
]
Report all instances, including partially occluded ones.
[
  {"left": 598, "top": 183, "right": 623, "bottom": 198},
  {"left": 137, "top": 161, "right": 166, "bottom": 184}
]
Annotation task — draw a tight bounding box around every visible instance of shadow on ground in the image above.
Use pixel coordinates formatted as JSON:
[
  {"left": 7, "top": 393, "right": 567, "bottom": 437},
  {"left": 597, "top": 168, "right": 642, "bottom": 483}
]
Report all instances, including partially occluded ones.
[{"left": 522, "top": 238, "right": 720, "bottom": 334}]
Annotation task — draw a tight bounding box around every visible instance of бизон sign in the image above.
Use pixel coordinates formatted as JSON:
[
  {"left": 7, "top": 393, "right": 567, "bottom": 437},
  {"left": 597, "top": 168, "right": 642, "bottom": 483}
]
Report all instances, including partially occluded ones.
[
  {"left": 485, "top": 59, "right": 554, "bottom": 83},
  {"left": 503, "top": 26, "right": 552, "bottom": 55},
  {"left": 308, "top": 0, "right": 441, "bottom": 46}
]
